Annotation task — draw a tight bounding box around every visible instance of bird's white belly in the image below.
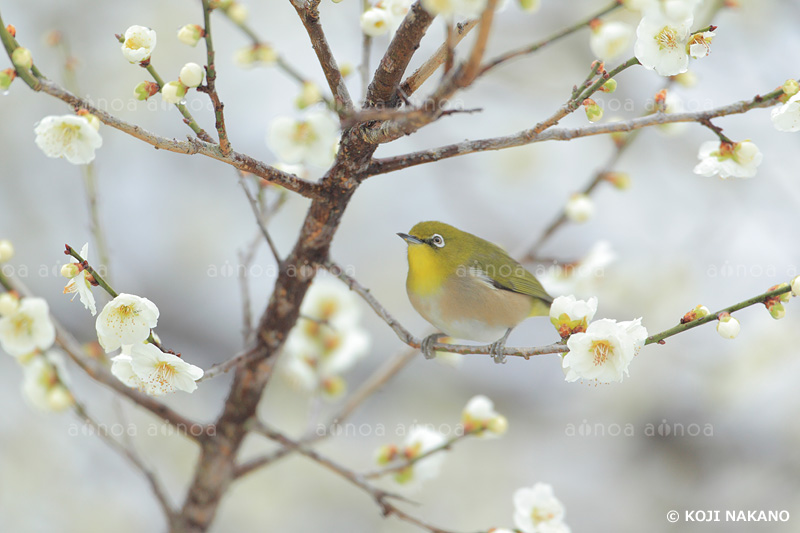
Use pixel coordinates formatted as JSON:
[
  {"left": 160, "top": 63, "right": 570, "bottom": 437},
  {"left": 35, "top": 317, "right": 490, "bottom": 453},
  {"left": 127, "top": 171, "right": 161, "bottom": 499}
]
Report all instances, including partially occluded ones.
[{"left": 409, "top": 291, "right": 510, "bottom": 343}]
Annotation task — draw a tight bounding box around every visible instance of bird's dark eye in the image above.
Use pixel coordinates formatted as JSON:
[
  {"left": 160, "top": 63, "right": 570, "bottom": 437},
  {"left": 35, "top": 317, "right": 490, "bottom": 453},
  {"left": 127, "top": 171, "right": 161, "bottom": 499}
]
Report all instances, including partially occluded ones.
[{"left": 431, "top": 234, "right": 445, "bottom": 248}]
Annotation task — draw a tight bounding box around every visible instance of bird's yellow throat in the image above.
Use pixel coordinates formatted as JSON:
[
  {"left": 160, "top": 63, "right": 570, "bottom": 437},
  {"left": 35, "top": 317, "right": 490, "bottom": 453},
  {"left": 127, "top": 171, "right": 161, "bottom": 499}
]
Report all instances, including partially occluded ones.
[{"left": 406, "top": 244, "right": 449, "bottom": 296}]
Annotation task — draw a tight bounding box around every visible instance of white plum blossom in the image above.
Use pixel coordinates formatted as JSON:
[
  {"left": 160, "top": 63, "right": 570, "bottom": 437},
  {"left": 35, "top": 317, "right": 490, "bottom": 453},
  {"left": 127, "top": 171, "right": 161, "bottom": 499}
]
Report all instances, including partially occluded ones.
[
  {"left": 282, "top": 277, "right": 370, "bottom": 399},
  {"left": 0, "top": 239, "right": 14, "bottom": 262},
  {"left": 549, "top": 295, "right": 598, "bottom": 338},
  {"left": 62, "top": 243, "right": 97, "bottom": 316},
  {"left": 21, "top": 351, "right": 73, "bottom": 412},
  {"left": 716, "top": 315, "right": 740, "bottom": 339},
  {"left": 634, "top": 7, "right": 693, "bottom": 76},
  {"left": 693, "top": 140, "right": 762, "bottom": 179},
  {"left": 96, "top": 293, "right": 159, "bottom": 352},
  {"left": 562, "top": 318, "right": 648, "bottom": 383},
  {"left": 177, "top": 24, "right": 203, "bottom": 47},
  {"left": 128, "top": 343, "right": 204, "bottom": 395},
  {"left": 0, "top": 297, "right": 56, "bottom": 358},
  {"left": 422, "top": 0, "right": 488, "bottom": 19},
  {"left": 267, "top": 111, "right": 339, "bottom": 168},
  {"left": 771, "top": 93, "right": 800, "bottom": 132},
  {"left": 791, "top": 275, "right": 800, "bottom": 297},
  {"left": 392, "top": 426, "right": 447, "bottom": 487},
  {"left": 120, "top": 25, "right": 157, "bottom": 64},
  {"left": 564, "top": 194, "right": 594, "bottom": 223},
  {"left": 179, "top": 62, "right": 204, "bottom": 88},
  {"left": 34, "top": 114, "right": 103, "bottom": 165},
  {"left": 360, "top": 7, "right": 393, "bottom": 37},
  {"left": 513, "top": 483, "right": 569, "bottom": 533},
  {"left": 589, "top": 21, "right": 633, "bottom": 62},
  {"left": 0, "top": 293, "right": 20, "bottom": 317},
  {"left": 462, "top": 395, "right": 508, "bottom": 437},
  {"left": 361, "top": 0, "right": 413, "bottom": 36}
]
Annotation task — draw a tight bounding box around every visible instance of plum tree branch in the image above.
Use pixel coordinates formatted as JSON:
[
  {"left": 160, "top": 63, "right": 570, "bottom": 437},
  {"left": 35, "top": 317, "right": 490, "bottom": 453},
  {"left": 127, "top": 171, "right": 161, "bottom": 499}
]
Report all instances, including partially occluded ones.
[
  {"left": 365, "top": 0, "right": 434, "bottom": 108},
  {"left": 366, "top": 86, "right": 784, "bottom": 175},
  {"left": 291, "top": 0, "right": 353, "bottom": 116},
  {"left": 10, "top": 77, "right": 322, "bottom": 198}
]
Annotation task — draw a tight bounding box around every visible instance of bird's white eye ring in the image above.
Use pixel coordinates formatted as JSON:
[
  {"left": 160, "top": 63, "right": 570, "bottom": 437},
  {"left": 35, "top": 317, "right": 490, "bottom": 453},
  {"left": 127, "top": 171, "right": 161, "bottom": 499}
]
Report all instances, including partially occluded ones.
[{"left": 431, "top": 234, "right": 445, "bottom": 248}]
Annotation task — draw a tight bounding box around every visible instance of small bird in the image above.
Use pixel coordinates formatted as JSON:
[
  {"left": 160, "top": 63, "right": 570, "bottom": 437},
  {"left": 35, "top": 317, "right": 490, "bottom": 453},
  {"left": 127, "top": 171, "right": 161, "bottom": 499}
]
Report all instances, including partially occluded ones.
[{"left": 398, "top": 221, "right": 553, "bottom": 364}]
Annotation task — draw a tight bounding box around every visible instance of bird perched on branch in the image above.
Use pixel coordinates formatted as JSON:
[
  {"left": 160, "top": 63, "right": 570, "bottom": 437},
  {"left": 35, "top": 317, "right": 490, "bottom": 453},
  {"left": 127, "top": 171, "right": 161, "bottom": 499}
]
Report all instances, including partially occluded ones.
[{"left": 399, "top": 221, "right": 553, "bottom": 364}]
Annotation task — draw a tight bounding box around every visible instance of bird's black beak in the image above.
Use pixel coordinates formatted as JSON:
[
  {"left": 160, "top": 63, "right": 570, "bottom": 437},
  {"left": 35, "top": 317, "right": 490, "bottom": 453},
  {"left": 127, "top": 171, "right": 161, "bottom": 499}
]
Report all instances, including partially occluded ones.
[{"left": 397, "top": 232, "right": 424, "bottom": 245}]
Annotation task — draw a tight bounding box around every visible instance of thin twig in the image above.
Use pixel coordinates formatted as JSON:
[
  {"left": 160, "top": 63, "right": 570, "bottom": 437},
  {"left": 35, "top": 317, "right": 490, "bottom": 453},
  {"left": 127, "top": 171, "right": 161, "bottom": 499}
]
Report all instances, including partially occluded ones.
[
  {"left": 480, "top": 0, "right": 623, "bottom": 76},
  {"left": 200, "top": 0, "right": 232, "bottom": 154},
  {"left": 400, "top": 19, "right": 478, "bottom": 97},
  {"left": 363, "top": 430, "right": 476, "bottom": 479},
  {"left": 72, "top": 400, "right": 176, "bottom": 523},
  {"left": 237, "top": 174, "right": 282, "bottom": 266}
]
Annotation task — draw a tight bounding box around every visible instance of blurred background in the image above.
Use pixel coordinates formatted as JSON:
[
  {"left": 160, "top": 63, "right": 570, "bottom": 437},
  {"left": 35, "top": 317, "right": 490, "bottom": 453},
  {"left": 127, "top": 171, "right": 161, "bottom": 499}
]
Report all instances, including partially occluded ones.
[{"left": 1, "top": 0, "right": 799, "bottom": 531}]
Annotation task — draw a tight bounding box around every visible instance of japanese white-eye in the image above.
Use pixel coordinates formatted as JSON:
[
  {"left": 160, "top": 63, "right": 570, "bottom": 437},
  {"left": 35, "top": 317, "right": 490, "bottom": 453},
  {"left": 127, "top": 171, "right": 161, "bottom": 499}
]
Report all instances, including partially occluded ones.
[{"left": 398, "top": 221, "right": 553, "bottom": 364}]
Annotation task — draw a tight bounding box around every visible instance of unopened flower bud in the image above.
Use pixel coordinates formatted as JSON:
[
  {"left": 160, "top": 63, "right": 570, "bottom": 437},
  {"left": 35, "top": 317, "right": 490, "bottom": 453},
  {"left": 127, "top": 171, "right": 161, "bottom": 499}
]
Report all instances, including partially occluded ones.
[
  {"left": 339, "top": 62, "right": 354, "bottom": 78},
  {"left": 604, "top": 172, "right": 630, "bottom": 190},
  {"left": 47, "top": 385, "right": 75, "bottom": 411},
  {"left": 782, "top": 79, "right": 799, "bottom": 98},
  {"left": 179, "top": 62, "right": 204, "bottom": 88},
  {"left": 134, "top": 80, "right": 160, "bottom": 101},
  {"left": 768, "top": 302, "right": 785, "bottom": 320},
  {"left": 716, "top": 313, "right": 740, "bottom": 339},
  {"left": 518, "top": 0, "right": 541, "bottom": 11},
  {"left": 565, "top": 194, "right": 595, "bottom": 223},
  {"left": 375, "top": 444, "right": 398, "bottom": 465},
  {"left": 6, "top": 24, "right": 16, "bottom": 37},
  {"left": 227, "top": 2, "right": 249, "bottom": 24},
  {"left": 681, "top": 304, "right": 710, "bottom": 324},
  {"left": 11, "top": 47, "right": 33, "bottom": 70},
  {"left": 0, "top": 239, "right": 14, "bottom": 262},
  {"left": 161, "top": 81, "right": 187, "bottom": 104},
  {"left": 295, "top": 81, "right": 322, "bottom": 109},
  {"left": 177, "top": 24, "right": 204, "bottom": 47},
  {"left": 0, "top": 68, "right": 16, "bottom": 91},
  {"left": 322, "top": 375, "right": 346, "bottom": 398},
  {"left": 791, "top": 276, "right": 800, "bottom": 297},
  {"left": 599, "top": 78, "right": 617, "bottom": 93},
  {"left": 583, "top": 98, "right": 603, "bottom": 122},
  {"left": 0, "top": 292, "right": 20, "bottom": 317},
  {"left": 61, "top": 262, "right": 80, "bottom": 278}
]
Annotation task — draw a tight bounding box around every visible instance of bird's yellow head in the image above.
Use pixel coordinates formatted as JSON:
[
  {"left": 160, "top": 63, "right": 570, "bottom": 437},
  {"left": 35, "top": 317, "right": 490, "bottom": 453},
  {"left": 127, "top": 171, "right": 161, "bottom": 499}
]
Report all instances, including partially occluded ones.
[{"left": 398, "top": 221, "right": 473, "bottom": 295}]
